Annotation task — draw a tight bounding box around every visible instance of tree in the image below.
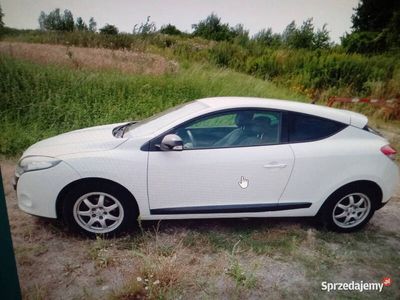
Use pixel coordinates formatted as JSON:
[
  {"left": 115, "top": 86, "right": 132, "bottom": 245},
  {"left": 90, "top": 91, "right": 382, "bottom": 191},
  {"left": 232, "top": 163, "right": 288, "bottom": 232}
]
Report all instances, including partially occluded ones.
[
  {"left": 313, "top": 24, "right": 331, "bottom": 49},
  {"left": 296, "top": 18, "right": 315, "bottom": 49},
  {"left": 351, "top": 0, "right": 399, "bottom": 32},
  {"left": 386, "top": 11, "right": 400, "bottom": 47},
  {"left": 43, "top": 8, "right": 62, "bottom": 31},
  {"left": 192, "top": 13, "right": 234, "bottom": 41},
  {"left": 133, "top": 16, "right": 156, "bottom": 35},
  {"left": 341, "top": 31, "right": 386, "bottom": 53},
  {"left": 62, "top": 9, "right": 74, "bottom": 32},
  {"left": 283, "top": 18, "right": 315, "bottom": 49},
  {"left": 99, "top": 23, "right": 118, "bottom": 35},
  {"left": 231, "top": 24, "right": 249, "bottom": 46},
  {"left": 159, "top": 24, "right": 182, "bottom": 35},
  {"left": 282, "top": 21, "right": 296, "bottom": 45},
  {"left": 38, "top": 11, "right": 46, "bottom": 30},
  {"left": 0, "top": 4, "right": 4, "bottom": 30},
  {"left": 253, "top": 28, "right": 282, "bottom": 47},
  {"left": 37, "top": 8, "right": 74, "bottom": 32},
  {"left": 75, "top": 17, "right": 88, "bottom": 31},
  {"left": 342, "top": 0, "right": 400, "bottom": 53},
  {"left": 282, "top": 19, "right": 331, "bottom": 50},
  {"left": 88, "top": 17, "right": 97, "bottom": 32}
]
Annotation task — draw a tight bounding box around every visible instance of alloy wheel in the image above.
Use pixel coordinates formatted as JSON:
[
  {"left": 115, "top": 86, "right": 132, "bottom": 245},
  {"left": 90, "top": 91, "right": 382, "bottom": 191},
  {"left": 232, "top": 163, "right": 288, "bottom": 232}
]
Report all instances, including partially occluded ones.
[
  {"left": 73, "top": 192, "right": 124, "bottom": 234},
  {"left": 332, "top": 192, "right": 371, "bottom": 229}
]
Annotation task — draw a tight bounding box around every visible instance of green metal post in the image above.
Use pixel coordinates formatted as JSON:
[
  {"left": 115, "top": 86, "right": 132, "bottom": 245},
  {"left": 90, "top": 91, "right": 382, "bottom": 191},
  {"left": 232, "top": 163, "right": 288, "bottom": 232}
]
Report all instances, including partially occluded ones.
[{"left": 0, "top": 168, "right": 22, "bottom": 300}]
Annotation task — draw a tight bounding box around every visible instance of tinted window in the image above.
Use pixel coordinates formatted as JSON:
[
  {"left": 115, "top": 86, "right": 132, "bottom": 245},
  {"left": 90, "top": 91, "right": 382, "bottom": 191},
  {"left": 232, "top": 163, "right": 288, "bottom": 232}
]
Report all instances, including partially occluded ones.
[
  {"left": 289, "top": 113, "right": 346, "bottom": 143},
  {"left": 174, "top": 110, "right": 282, "bottom": 149}
]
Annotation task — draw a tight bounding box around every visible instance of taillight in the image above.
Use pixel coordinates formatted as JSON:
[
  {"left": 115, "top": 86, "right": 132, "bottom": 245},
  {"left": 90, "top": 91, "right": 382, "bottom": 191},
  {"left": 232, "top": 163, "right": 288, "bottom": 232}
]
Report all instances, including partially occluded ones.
[{"left": 380, "top": 145, "right": 397, "bottom": 160}]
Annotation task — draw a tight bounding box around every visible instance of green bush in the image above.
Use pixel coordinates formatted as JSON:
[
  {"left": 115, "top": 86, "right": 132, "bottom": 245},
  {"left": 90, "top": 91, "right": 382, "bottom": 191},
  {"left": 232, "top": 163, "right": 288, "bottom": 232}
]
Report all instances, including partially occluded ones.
[{"left": 209, "top": 41, "right": 248, "bottom": 70}]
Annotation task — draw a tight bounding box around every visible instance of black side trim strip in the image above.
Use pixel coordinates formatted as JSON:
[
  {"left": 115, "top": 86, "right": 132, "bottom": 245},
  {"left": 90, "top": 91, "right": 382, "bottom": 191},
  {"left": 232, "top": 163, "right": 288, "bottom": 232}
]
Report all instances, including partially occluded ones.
[{"left": 150, "top": 202, "right": 312, "bottom": 215}]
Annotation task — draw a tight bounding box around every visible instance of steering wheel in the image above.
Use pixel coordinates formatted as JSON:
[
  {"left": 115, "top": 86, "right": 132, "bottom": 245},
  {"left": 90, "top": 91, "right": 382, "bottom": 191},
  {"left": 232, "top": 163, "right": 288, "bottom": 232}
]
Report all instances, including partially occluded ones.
[
  {"left": 186, "top": 129, "right": 195, "bottom": 147},
  {"left": 175, "top": 128, "right": 195, "bottom": 148}
]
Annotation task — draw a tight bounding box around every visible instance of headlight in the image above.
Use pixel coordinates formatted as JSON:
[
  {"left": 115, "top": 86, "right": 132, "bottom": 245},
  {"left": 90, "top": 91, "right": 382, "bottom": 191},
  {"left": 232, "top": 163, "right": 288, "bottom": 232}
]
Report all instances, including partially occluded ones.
[{"left": 16, "top": 156, "right": 62, "bottom": 176}]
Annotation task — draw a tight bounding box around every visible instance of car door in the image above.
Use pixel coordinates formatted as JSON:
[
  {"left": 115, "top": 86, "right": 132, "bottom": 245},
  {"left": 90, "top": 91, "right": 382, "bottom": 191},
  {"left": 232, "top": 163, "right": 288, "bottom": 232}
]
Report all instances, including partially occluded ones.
[{"left": 147, "top": 109, "right": 295, "bottom": 214}]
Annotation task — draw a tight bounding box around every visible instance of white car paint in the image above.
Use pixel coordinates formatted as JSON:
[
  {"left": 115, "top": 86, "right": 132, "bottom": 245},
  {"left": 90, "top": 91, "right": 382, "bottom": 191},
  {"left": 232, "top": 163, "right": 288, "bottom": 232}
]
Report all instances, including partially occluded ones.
[
  {"left": 280, "top": 126, "right": 398, "bottom": 215},
  {"left": 148, "top": 143, "right": 294, "bottom": 209},
  {"left": 24, "top": 123, "right": 128, "bottom": 157},
  {"left": 15, "top": 97, "right": 398, "bottom": 225}
]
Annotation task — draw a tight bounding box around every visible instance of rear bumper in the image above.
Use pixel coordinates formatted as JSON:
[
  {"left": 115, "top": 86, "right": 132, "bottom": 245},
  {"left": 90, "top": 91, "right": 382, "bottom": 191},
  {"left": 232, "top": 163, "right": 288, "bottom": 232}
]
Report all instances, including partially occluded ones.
[{"left": 380, "top": 161, "right": 399, "bottom": 203}]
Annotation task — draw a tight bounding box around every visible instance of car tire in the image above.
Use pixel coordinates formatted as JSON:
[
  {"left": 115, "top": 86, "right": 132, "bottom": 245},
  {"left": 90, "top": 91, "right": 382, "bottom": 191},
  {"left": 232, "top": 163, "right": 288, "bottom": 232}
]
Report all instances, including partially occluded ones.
[
  {"left": 319, "top": 185, "right": 379, "bottom": 233},
  {"left": 62, "top": 181, "right": 138, "bottom": 237}
]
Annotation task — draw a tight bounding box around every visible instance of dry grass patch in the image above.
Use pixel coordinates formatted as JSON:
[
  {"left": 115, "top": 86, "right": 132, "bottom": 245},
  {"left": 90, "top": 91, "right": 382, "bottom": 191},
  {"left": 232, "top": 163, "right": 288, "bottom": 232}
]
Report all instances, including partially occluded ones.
[
  {"left": 0, "top": 41, "right": 178, "bottom": 75},
  {"left": 111, "top": 230, "right": 203, "bottom": 299}
]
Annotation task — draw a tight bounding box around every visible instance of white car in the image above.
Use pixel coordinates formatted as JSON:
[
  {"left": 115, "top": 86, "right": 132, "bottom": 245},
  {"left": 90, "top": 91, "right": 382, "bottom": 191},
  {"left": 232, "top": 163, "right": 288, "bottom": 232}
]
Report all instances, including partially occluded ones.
[{"left": 14, "top": 97, "right": 398, "bottom": 236}]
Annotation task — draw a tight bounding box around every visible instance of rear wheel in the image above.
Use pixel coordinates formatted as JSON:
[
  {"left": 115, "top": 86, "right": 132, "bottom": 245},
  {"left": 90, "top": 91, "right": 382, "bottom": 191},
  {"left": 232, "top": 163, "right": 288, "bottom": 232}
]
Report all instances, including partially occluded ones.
[
  {"left": 62, "top": 181, "right": 138, "bottom": 237},
  {"left": 320, "top": 186, "right": 378, "bottom": 232}
]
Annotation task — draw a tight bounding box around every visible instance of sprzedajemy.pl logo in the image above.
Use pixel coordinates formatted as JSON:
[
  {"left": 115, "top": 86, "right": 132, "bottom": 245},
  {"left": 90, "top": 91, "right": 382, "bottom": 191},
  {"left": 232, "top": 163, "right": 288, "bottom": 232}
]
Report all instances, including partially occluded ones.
[{"left": 321, "top": 277, "right": 392, "bottom": 293}]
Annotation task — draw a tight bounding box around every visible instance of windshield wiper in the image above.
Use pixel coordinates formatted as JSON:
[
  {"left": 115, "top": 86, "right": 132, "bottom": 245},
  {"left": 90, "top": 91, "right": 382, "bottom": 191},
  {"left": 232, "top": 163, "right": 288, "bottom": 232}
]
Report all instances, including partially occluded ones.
[
  {"left": 121, "top": 121, "right": 138, "bottom": 137},
  {"left": 113, "top": 121, "right": 138, "bottom": 138}
]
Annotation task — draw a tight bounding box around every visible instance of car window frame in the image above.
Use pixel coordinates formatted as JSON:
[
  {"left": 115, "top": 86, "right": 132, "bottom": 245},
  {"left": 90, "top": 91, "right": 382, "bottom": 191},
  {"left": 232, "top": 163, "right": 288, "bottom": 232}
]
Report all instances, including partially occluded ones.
[
  {"left": 140, "top": 108, "right": 348, "bottom": 151},
  {"left": 142, "top": 107, "right": 285, "bottom": 151}
]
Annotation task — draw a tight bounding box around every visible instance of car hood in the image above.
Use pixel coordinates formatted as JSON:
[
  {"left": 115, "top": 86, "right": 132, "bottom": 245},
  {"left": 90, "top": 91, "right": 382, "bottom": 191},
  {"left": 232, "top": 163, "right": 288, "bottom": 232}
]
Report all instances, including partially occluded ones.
[{"left": 22, "top": 123, "right": 127, "bottom": 158}]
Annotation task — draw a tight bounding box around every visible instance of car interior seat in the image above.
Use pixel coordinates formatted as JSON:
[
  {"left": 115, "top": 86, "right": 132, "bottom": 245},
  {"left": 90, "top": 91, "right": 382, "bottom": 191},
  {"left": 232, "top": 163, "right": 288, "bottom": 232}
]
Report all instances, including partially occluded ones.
[
  {"left": 239, "top": 116, "right": 275, "bottom": 145},
  {"left": 213, "top": 111, "right": 254, "bottom": 147}
]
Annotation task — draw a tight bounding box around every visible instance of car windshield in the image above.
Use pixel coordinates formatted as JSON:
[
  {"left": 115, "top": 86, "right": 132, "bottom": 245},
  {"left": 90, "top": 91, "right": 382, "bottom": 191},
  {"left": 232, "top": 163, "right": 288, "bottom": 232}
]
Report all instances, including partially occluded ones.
[{"left": 125, "top": 101, "right": 208, "bottom": 137}]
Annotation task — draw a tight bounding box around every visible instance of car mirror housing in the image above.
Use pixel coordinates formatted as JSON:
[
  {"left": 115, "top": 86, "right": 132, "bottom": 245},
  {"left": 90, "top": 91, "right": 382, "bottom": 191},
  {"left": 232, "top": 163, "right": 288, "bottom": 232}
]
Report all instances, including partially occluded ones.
[{"left": 160, "top": 134, "right": 183, "bottom": 151}]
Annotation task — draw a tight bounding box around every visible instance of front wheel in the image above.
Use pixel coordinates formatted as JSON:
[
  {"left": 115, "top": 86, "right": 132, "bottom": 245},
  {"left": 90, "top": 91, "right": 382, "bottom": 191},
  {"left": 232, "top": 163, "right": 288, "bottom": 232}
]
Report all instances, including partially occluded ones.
[
  {"left": 320, "top": 188, "right": 377, "bottom": 232},
  {"left": 62, "top": 181, "right": 138, "bottom": 237}
]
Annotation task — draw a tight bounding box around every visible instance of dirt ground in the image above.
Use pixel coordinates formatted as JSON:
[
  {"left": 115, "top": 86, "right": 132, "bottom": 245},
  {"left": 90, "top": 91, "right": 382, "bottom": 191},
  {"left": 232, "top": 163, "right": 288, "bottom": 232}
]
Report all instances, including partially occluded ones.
[
  {"left": 0, "top": 42, "right": 179, "bottom": 75},
  {"left": 1, "top": 156, "right": 400, "bottom": 299}
]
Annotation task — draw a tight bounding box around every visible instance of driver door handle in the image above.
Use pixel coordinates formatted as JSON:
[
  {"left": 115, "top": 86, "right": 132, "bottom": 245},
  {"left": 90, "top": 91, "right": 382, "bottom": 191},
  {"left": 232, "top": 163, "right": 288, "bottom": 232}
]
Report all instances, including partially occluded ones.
[{"left": 263, "top": 163, "right": 287, "bottom": 169}]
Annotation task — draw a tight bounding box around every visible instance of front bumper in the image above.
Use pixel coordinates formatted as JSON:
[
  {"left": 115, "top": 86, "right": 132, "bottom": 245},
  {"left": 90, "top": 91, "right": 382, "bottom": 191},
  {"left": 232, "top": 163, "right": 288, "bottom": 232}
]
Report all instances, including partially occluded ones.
[{"left": 16, "top": 161, "right": 80, "bottom": 218}]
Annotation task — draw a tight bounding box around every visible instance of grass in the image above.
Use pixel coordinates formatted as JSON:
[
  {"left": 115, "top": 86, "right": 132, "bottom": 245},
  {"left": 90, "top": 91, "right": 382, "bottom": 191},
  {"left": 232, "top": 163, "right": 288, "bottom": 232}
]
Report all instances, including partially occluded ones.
[
  {"left": 88, "top": 236, "right": 116, "bottom": 268},
  {"left": 104, "top": 219, "right": 400, "bottom": 299},
  {"left": 181, "top": 224, "right": 306, "bottom": 256},
  {"left": 22, "top": 284, "right": 50, "bottom": 300},
  {"left": 3, "top": 30, "right": 400, "bottom": 102},
  {"left": 0, "top": 53, "right": 305, "bottom": 156},
  {"left": 225, "top": 241, "right": 258, "bottom": 290},
  {"left": 14, "top": 243, "right": 49, "bottom": 266}
]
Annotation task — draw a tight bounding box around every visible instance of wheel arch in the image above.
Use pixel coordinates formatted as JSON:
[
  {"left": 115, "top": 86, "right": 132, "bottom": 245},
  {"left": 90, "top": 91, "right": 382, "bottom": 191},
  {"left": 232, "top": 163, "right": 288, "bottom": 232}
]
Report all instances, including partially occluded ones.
[
  {"left": 56, "top": 177, "right": 140, "bottom": 219},
  {"left": 317, "top": 180, "right": 383, "bottom": 216}
]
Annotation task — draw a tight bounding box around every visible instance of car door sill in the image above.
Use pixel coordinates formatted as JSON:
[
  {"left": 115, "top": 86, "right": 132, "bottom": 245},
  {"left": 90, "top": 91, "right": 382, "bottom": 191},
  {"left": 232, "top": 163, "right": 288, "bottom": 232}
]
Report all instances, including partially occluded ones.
[{"left": 150, "top": 202, "right": 312, "bottom": 215}]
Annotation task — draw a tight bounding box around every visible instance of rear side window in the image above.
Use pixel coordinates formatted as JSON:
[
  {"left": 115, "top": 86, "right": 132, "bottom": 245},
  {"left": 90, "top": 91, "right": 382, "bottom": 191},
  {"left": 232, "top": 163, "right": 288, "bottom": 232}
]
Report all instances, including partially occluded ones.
[{"left": 289, "top": 113, "right": 347, "bottom": 143}]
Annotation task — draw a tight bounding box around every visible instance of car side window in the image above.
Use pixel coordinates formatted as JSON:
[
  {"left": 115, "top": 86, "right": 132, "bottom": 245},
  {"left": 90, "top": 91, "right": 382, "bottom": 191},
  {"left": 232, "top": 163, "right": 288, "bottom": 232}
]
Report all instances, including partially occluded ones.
[
  {"left": 188, "top": 113, "right": 236, "bottom": 128},
  {"left": 288, "top": 112, "right": 347, "bottom": 143},
  {"left": 174, "top": 110, "right": 282, "bottom": 149}
]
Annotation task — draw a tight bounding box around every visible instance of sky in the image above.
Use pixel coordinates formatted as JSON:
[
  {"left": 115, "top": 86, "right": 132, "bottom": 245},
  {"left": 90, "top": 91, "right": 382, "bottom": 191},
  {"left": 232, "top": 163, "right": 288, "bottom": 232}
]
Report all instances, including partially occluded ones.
[{"left": 2, "top": 0, "right": 359, "bottom": 42}]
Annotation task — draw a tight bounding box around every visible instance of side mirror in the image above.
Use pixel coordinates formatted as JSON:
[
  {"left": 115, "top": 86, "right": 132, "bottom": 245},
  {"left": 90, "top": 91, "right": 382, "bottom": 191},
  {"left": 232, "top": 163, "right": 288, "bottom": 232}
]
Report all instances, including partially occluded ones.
[{"left": 160, "top": 134, "right": 183, "bottom": 151}]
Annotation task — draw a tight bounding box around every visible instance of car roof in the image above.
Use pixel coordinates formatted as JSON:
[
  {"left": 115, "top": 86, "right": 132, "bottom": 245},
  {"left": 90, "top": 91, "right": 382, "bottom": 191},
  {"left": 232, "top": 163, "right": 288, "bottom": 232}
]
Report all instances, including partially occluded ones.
[{"left": 196, "top": 97, "right": 368, "bottom": 128}]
